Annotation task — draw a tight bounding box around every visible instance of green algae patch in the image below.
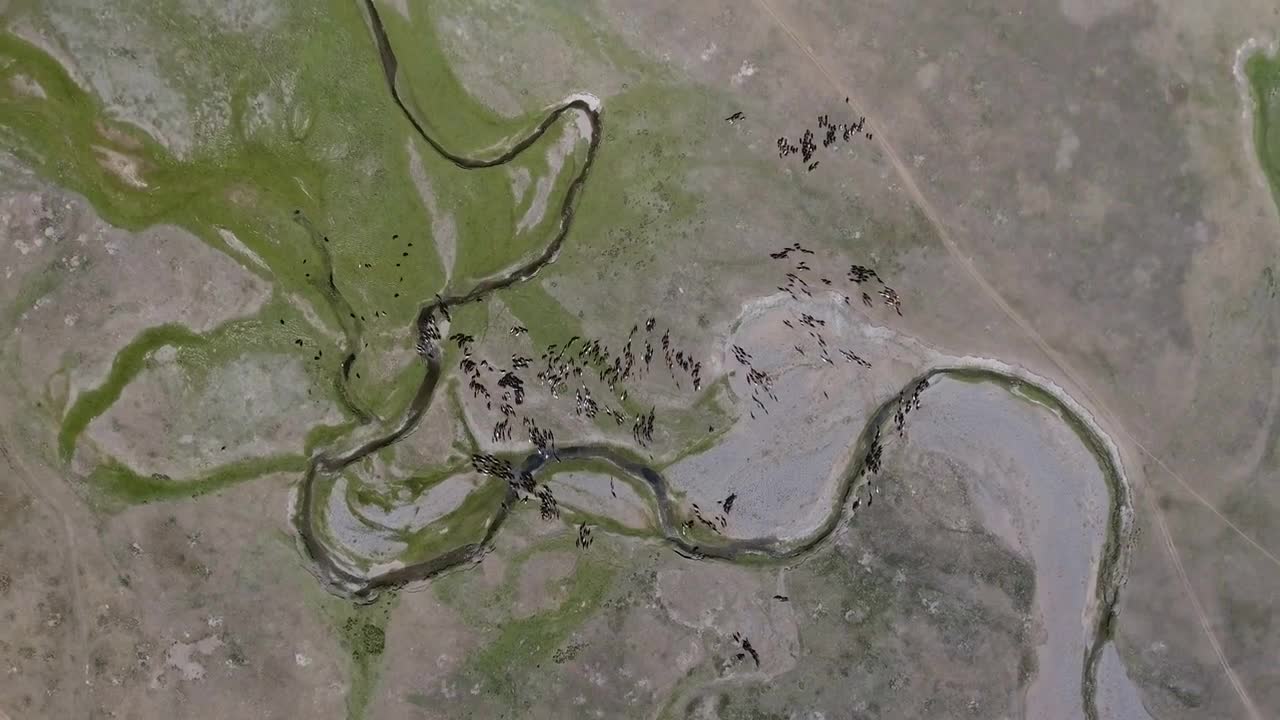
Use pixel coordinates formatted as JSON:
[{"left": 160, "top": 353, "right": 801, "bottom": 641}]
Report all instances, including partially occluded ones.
[{"left": 1246, "top": 48, "right": 1280, "bottom": 210}]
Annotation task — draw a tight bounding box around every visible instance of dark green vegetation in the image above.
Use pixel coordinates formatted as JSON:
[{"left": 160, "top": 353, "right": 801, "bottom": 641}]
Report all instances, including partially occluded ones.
[
  {"left": 1246, "top": 48, "right": 1280, "bottom": 209},
  {"left": 342, "top": 615, "right": 388, "bottom": 659}
]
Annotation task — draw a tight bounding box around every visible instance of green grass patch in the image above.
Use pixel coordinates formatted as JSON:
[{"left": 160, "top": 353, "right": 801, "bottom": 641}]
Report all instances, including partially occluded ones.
[
  {"left": 497, "top": 277, "right": 583, "bottom": 348},
  {"left": 350, "top": 477, "right": 398, "bottom": 514},
  {"left": 544, "top": 80, "right": 722, "bottom": 273},
  {"left": 354, "top": 4, "right": 602, "bottom": 290},
  {"left": 57, "top": 323, "right": 204, "bottom": 460},
  {"left": 305, "top": 421, "right": 358, "bottom": 455},
  {"left": 363, "top": 355, "right": 429, "bottom": 422},
  {"left": 90, "top": 453, "right": 304, "bottom": 505},
  {"left": 1246, "top": 48, "right": 1280, "bottom": 211},
  {"left": 654, "top": 376, "right": 735, "bottom": 468},
  {"left": 375, "top": 4, "right": 548, "bottom": 152}
]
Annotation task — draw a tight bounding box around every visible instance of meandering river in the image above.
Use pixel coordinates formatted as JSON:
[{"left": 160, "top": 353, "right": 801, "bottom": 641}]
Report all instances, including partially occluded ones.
[{"left": 289, "top": 4, "right": 1136, "bottom": 718}]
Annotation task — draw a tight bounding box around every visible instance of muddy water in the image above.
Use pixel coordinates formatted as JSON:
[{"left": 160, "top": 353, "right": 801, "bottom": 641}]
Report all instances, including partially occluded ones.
[{"left": 899, "top": 375, "right": 1138, "bottom": 720}]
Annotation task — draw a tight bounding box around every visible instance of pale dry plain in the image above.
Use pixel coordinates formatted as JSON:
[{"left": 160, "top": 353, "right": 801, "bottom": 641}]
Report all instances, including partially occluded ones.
[{"left": 2, "top": 1, "right": 1280, "bottom": 719}]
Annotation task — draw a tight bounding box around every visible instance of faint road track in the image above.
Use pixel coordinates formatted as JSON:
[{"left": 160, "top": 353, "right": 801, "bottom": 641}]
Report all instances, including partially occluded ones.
[
  {"left": 0, "top": 433, "right": 91, "bottom": 720},
  {"left": 752, "top": 1, "right": 1266, "bottom": 717}
]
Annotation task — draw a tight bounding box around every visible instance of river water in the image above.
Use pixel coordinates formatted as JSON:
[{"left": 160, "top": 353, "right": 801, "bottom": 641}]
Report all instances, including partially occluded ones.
[{"left": 898, "top": 375, "right": 1143, "bottom": 720}]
